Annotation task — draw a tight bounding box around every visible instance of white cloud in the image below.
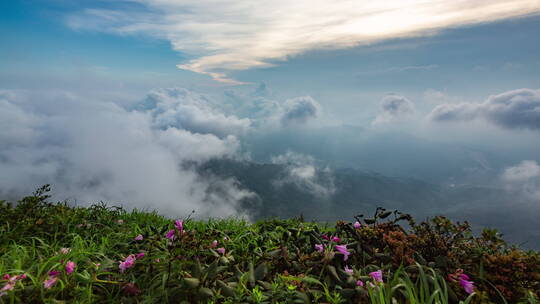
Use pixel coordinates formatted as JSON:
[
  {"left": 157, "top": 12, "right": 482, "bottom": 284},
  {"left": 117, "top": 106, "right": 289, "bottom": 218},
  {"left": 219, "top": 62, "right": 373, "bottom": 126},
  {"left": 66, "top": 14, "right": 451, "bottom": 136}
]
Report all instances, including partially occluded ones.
[
  {"left": 140, "top": 88, "right": 251, "bottom": 137},
  {"left": 373, "top": 94, "right": 415, "bottom": 125},
  {"left": 501, "top": 160, "right": 540, "bottom": 200},
  {"left": 429, "top": 88, "right": 540, "bottom": 130},
  {"left": 67, "top": 0, "right": 540, "bottom": 83},
  {"left": 271, "top": 151, "right": 335, "bottom": 197},
  {"left": 280, "top": 96, "right": 321, "bottom": 126},
  {"left": 0, "top": 89, "right": 253, "bottom": 218}
]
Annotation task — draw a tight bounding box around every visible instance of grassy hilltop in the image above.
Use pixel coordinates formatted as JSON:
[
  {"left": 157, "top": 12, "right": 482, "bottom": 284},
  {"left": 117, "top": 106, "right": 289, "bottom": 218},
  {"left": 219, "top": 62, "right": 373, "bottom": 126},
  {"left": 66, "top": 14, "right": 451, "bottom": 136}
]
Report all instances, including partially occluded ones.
[{"left": 0, "top": 186, "right": 538, "bottom": 303}]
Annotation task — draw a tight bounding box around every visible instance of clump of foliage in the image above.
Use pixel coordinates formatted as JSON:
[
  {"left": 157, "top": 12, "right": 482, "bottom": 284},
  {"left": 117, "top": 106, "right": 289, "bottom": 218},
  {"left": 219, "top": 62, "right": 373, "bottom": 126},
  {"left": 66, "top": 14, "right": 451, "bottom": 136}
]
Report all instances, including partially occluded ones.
[{"left": 0, "top": 186, "right": 538, "bottom": 303}]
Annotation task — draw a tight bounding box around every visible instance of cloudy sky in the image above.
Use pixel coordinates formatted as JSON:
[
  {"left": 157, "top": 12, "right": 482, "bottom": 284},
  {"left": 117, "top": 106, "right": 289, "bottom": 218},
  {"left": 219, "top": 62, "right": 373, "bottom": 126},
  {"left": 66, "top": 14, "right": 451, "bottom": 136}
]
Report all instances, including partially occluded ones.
[{"left": 1, "top": 0, "right": 540, "bottom": 219}]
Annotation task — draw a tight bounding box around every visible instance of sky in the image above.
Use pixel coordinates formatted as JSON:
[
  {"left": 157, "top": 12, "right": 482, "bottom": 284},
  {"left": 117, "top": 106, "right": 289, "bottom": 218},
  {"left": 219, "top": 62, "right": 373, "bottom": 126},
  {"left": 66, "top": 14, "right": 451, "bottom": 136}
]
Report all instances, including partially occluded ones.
[{"left": 1, "top": 0, "right": 540, "bottom": 222}]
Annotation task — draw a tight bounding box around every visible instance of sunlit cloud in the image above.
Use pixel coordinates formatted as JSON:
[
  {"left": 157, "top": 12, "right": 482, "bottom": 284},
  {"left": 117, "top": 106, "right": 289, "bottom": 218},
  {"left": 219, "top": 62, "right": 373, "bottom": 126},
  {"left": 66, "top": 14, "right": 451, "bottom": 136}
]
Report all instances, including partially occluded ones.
[{"left": 67, "top": 0, "right": 540, "bottom": 84}]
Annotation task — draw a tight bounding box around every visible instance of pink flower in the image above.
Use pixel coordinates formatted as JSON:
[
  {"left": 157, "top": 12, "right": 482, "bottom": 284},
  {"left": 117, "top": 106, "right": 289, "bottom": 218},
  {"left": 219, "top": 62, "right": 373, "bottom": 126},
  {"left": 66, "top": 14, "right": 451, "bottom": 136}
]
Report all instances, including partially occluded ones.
[
  {"left": 165, "top": 229, "right": 176, "bottom": 240},
  {"left": 134, "top": 234, "right": 143, "bottom": 241},
  {"left": 48, "top": 270, "right": 61, "bottom": 277},
  {"left": 314, "top": 244, "right": 324, "bottom": 252},
  {"left": 356, "top": 280, "right": 364, "bottom": 287},
  {"left": 459, "top": 275, "right": 475, "bottom": 294},
  {"left": 369, "top": 270, "right": 383, "bottom": 283},
  {"left": 211, "top": 240, "right": 218, "bottom": 248},
  {"left": 2, "top": 274, "right": 9, "bottom": 281},
  {"left": 59, "top": 248, "right": 71, "bottom": 255},
  {"left": 332, "top": 236, "right": 341, "bottom": 242},
  {"left": 66, "top": 261, "right": 76, "bottom": 275},
  {"left": 334, "top": 245, "right": 350, "bottom": 261},
  {"left": 216, "top": 247, "right": 226, "bottom": 254},
  {"left": 344, "top": 265, "right": 353, "bottom": 274},
  {"left": 155, "top": 258, "right": 161, "bottom": 263},
  {"left": 19, "top": 274, "right": 26, "bottom": 280},
  {"left": 174, "top": 219, "right": 183, "bottom": 233},
  {"left": 119, "top": 255, "right": 136, "bottom": 273},
  {"left": 353, "top": 221, "right": 361, "bottom": 229},
  {"left": 43, "top": 277, "right": 58, "bottom": 289},
  {"left": 1, "top": 282, "right": 15, "bottom": 294},
  {"left": 322, "top": 234, "right": 330, "bottom": 240},
  {"left": 135, "top": 252, "right": 145, "bottom": 259}
]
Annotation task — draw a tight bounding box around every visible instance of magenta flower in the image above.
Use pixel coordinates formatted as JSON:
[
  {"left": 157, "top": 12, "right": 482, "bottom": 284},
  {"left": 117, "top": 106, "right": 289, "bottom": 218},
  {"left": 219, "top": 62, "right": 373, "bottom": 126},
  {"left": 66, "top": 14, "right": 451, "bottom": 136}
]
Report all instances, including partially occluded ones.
[
  {"left": 332, "top": 236, "right": 341, "bottom": 242},
  {"left": 66, "top": 261, "right": 76, "bottom": 275},
  {"left": 459, "top": 274, "right": 475, "bottom": 294},
  {"left": 356, "top": 280, "right": 364, "bottom": 287},
  {"left": 48, "top": 270, "right": 61, "bottom": 277},
  {"left": 216, "top": 247, "right": 226, "bottom": 254},
  {"left": 134, "top": 234, "right": 143, "bottom": 241},
  {"left": 175, "top": 219, "right": 183, "bottom": 233},
  {"left": 344, "top": 265, "right": 353, "bottom": 274},
  {"left": 211, "top": 240, "right": 218, "bottom": 248},
  {"left": 165, "top": 229, "right": 176, "bottom": 240},
  {"left": 43, "top": 276, "right": 58, "bottom": 289},
  {"left": 369, "top": 270, "right": 383, "bottom": 283},
  {"left": 314, "top": 244, "right": 324, "bottom": 252},
  {"left": 353, "top": 221, "right": 362, "bottom": 229},
  {"left": 322, "top": 234, "right": 330, "bottom": 240},
  {"left": 135, "top": 252, "right": 145, "bottom": 259},
  {"left": 119, "top": 255, "right": 136, "bottom": 273},
  {"left": 1, "top": 274, "right": 9, "bottom": 280},
  {"left": 334, "top": 245, "right": 350, "bottom": 261}
]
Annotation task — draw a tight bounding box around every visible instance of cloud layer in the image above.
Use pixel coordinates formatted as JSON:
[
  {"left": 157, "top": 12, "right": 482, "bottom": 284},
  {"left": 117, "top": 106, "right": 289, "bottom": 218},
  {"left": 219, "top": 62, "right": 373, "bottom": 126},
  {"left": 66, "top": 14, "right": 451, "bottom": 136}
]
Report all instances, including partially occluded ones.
[
  {"left": 373, "top": 94, "right": 415, "bottom": 124},
  {"left": 429, "top": 88, "right": 540, "bottom": 130},
  {"left": 0, "top": 89, "right": 252, "bottom": 218},
  {"left": 67, "top": 0, "right": 540, "bottom": 83}
]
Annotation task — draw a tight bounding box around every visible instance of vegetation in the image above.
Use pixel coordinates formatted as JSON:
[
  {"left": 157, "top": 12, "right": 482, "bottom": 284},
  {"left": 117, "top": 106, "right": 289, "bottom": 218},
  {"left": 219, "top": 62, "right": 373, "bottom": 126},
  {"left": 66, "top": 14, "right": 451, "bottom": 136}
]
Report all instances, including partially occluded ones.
[{"left": 0, "top": 185, "right": 538, "bottom": 303}]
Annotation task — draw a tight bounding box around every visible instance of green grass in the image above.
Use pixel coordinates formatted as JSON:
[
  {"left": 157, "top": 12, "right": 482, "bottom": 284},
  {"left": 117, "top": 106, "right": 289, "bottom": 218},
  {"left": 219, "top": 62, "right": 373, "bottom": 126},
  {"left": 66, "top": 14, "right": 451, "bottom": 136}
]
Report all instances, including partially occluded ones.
[{"left": 0, "top": 186, "right": 538, "bottom": 303}]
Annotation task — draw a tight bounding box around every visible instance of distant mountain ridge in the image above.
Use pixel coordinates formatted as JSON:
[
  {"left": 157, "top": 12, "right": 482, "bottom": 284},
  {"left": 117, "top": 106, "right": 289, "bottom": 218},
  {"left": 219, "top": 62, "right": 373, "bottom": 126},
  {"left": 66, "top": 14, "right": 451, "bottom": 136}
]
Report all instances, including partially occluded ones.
[{"left": 199, "top": 158, "right": 540, "bottom": 249}]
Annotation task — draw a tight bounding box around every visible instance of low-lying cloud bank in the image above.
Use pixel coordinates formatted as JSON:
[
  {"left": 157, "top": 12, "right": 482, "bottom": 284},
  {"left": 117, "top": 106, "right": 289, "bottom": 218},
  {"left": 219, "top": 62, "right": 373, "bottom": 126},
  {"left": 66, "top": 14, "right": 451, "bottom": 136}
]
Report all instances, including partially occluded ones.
[
  {"left": 429, "top": 88, "right": 540, "bottom": 130},
  {"left": 0, "top": 89, "right": 253, "bottom": 218}
]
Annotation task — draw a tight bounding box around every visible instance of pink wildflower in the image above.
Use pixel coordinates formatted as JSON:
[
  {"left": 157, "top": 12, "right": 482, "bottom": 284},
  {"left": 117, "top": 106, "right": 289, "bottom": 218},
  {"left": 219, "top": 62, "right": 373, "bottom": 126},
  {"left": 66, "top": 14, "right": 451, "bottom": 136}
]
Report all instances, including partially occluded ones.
[
  {"left": 135, "top": 252, "right": 145, "bottom": 259},
  {"left": 459, "top": 274, "right": 475, "bottom": 294},
  {"left": 165, "top": 229, "right": 176, "bottom": 240},
  {"left": 66, "top": 261, "right": 76, "bottom": 275},
  {"left": 356, "top": 280, "right": 364, "bottom": 287},
  {"left": 334, "top": 245, "right": 350, "bottom": 261},
  {"left": 59, "top": 247, "right": 71, "bottom": 255},
  {"left": 369, "top": 270, "right": 383, "bottom": 283},
  {"left": 353, "top": 221, "right": 362, "bottom": 229},
  {"left": 344, "top": 265, "right": 353, "bottom": 274},
  {"left": 2, "top": 274, "right": 9, "bottom": 281},
  {"left": 1, "top": 282, "right": 15, "bottom": 294},
  {"left": 322, "top": 234, "right": 330, "bottom": 240},
  {"left": 134, "top": 234, "right": 143, "bottom": 241},
  {"left": 119, "top": 255, "right": 136, "bottom": 273},
  {"left": 211, "top": 240, "right": 218, "bottom": 248},
  {"left": 43, "top": 277, "right": 58, "bottom": 289},
  {"left": 174, "top": 219, "right": 183, "bottom": 233},
  {"left": 332, "top": 236, "right": 341, "bottom": 242},
  {"left": 48, "top": 270, "right": 61, "bottom": 277},
  {"left": 314, "top": 244, "right": 324, "bottom": 252},
  {"left": 155, "top": 258, "right": 161, "bottom": 263},
  {"left": 216, "top": 247, "right": 226, "bottom": 254}
]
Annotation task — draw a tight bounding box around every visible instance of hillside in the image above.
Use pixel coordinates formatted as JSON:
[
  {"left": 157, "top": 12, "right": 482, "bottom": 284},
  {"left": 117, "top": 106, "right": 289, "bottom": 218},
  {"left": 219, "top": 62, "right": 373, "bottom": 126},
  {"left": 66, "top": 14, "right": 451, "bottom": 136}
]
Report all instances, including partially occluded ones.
[
  {"left": 198, "top": 159, "right": 540, "bottom": 249},
  {"left": 1, "top": 187, "right": 537, "bottom": 303}
]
